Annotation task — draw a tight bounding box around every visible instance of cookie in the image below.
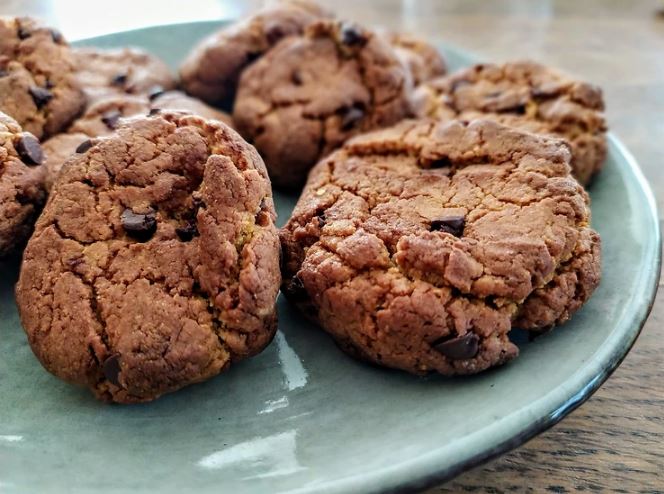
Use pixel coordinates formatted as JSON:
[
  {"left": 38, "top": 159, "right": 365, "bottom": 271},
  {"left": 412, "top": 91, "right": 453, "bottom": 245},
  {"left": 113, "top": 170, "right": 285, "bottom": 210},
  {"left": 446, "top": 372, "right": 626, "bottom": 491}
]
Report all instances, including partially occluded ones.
[
  {"left": 0, "top": 111, "right": 47, "bottom": 257},
  {"left": 43, "top": 93, "right": 235, "bottom": 189},
  {"left": 234, "top": 20, "right": 413, "bottom": 188},
  {"left": 151, "top": 90, "right": 234, "bottom": 127},
  {"left": 280, "top": 118, "right": 601, "bottom": 375},
  {"left": 42, "top": 132, "right": 91, "bottom": 190},
  {"left": 413, "top": 61, "right": 607, "bottom": 185},
  {"left": 179, "top": 0, "right": 332, "bottom": 106},
  {"left": 388, "top": 33, "right": 447, "bottom": 86},
  {"left": 72, "top": 47, "right": 176, "bottom": 103},
  {"left": 17, "top": 111, "right": 281, "bottom": 403},
  {"left": 42, "top": 95, "right": 151, "bottom": 189},
  {"left": 0, "top": 17, "right": 85, "bottom": 139}
]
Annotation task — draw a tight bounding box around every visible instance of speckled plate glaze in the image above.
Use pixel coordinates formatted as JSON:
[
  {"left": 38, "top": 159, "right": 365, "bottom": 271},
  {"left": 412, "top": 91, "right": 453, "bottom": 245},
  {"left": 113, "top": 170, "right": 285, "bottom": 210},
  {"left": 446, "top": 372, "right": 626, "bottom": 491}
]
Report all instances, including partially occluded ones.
[{"left": 0, "top": 21, "right": 660, "bottom": 494}]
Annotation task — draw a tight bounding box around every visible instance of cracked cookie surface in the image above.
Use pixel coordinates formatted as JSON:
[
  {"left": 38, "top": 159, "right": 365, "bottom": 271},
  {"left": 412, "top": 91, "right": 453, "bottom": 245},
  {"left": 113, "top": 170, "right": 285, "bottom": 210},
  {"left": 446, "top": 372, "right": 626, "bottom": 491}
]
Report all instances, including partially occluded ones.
[
  {"left": 72, "top": 47, "right": 176, "bottom": 103},
  {"left": 0, "top": 111, "right": 47, "bottom": 257},
  {"left": 43, "top": 92, "right": 233, "bottom": 189},
  {"left": 0, "top": 17, "right": 85, "bottom": 139},
  {"left": 180, "top": 0, "right": 332, "bottom": 107},
  {"left": 413, "top": 61, "right": 607, "bottom": 185},
  {"left": 280, "top": 118, "right": 601, "bottom": 375},
  {"left": 234, "top": 20, "right": 412, "bottom": 188},
  {"left": 17, "top": 112, "right": 281, "bottom": 403}
]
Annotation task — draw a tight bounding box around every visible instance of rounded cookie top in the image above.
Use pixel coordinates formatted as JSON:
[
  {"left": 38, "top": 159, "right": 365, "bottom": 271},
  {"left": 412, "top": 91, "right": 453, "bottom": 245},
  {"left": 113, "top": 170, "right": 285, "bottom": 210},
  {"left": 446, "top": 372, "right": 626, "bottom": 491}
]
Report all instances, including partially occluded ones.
[
  {"left": 42, "top": 94, "right": 152, "bottom": 189},
  {"left": 17, "top": 112, "right": 281, "bottom": 403},
  {"left": 413, "top": 61, "right": 607, "bottom": 184},
  {"left": 179, "top": 0, "right": 332, "bottom": 106},
  {"left": 72, "top": 47, "right": 176, "bottom": 103},
  {"left": 69, "top": 94, "right": 152, "bottom": 136},
  {"left": 234, "top": 20, "right": 413, "bottom": 188},
  {"left": 151, "top": 90, "right": 234, "bottom": 128},
  {"left": 0, "top": 17, "right": 85, "bottom": 139},
  {"left": 43, "top": 93, "right": 235, "bottom": 189},
  {"left": 0, "top": 111, "right": 47, "bottom": 257},
  {"left": 280, "top": 118, "right": 601, "bottom": 375},
  {"left": 388, "top": 32, "right": 447, "bottom": 86}
]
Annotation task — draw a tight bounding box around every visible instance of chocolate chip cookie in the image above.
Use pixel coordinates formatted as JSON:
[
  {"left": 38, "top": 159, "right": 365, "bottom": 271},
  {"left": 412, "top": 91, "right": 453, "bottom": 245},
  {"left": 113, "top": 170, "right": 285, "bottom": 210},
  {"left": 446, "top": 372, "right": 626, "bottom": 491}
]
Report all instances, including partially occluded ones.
[
  {"left": 179, "top": 0, "right": 332, "bottom": 106},
  {"left": 0, "top": 17, "right": 85, "bottom": 139},
  {"left": 17, "top": 112, "right": 281, "bottom": 403},
  {"left": 413, "top": 61, "right": 607, "bottom": 185},
  {"left": 234, "top": 20, "right": 413, "bottom": 188},
  {"left": 0, "top": 111, "right": 47, "bottom": 257},
  {"left": 388, "top": 33, "right": 447, "bottom": 86},
  {"left": 42, "top": 95, "right": 151, "bottom": 189},
  {"left": 72, "top": 47, "right": 176, "bottom": 103},
  {"left": 43, "top": 92, "right": 234, "bottom": 189},
  {"left": 281, "top": 118, "right": 601, "bottom": 375}
]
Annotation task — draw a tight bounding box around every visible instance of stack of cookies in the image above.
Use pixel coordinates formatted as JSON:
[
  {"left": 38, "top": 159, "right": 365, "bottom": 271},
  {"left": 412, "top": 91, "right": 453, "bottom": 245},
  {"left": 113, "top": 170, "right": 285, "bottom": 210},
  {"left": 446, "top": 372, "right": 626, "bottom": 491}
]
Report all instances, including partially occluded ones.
[{"left": 0, "top": 0, "right": 604, "bottom": 403}]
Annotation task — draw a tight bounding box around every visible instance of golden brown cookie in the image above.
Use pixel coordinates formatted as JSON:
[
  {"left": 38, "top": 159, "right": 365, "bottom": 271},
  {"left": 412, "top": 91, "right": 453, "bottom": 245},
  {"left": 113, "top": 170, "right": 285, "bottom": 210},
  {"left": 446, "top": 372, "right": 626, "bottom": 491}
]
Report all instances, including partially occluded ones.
[
  {"left": 234, "top": 20, "right": 413, "bottom": 188},
  {"left": 72, "top": 47, "right": 176, "bottom": 103},
  {"left": 281, "top": 118, "right": 601, "bottom": 375},
  {"left": 0, "top": 111, "right": 47, "bottom": 257},
  {"left": 17, "top": 112, "right": 281, "bottom": 403},
  {"left": 388, "top": 32, "right": 447, "bottom": 86},
  {"left": 0, "top": 17, "right": 85, "bottom": 139},
  {"left": 179, "top": 0, "right": 332, "bottom": 106},
  {"left": 413, "top": 61, "right": 607, "bottom": 185},
  {"left": 42, "top": 95, "right": 151, "bottom": 189},
  {"left": 43, "top": 92, "right": 233, "bottom": 189}
]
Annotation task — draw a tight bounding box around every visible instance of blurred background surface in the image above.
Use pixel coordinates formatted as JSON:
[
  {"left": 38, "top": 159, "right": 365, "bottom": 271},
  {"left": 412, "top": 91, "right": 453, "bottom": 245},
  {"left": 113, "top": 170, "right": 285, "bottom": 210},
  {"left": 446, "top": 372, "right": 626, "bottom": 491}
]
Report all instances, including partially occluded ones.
[{"left": 2, "top": 1, "right": 663, "bottom": 492}]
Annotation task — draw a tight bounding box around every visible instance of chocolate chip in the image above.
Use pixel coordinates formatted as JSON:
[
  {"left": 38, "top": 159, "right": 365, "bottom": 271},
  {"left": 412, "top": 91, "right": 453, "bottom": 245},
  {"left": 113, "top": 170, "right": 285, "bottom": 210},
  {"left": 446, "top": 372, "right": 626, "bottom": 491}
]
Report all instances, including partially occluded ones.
[
  {"left": 430, "top": 215, "right": 465, "bottom": 237},
  {"left": 317, "top": 213, "right": 326, "bottom": 228},
  {"left": 291, "top": 70, "right": 303, "bottom": 86},
  {"left": 101, "top": 109, "right": 121, "bottom": 130},
  {"left": 49, "top": 29, "right": 64, "bottom": 44},
  {"left": 512, "top": 104, "right": 527, "bottom": 115},
  {"left": 15, "top": 133, "right": 43, "bottom": 166},
  {"left": 29, "top": 86, "right": 53, "bottom": 109},
  {"left": 147, "top": 85, "right": 165, "bottom": 101},
  {"left": 110, "top": 73, "right": 128, "bottom": 86},
  {"left": 433, "top": 333, "right": 479, "bottom": 360},
  {"left": 427, "top": 157, "right": 453, "bottom": 169},
  {"left": 121, "top": 209, "right": 157, "bottom": 241},
  {"left": 44, "top": 79, "right": 54, "bottom": 89},
  {"left": 148, "top": 108, "right": 161, "bottom": 116},
  {"left": 340, "top": 22, "right": 368, "bottom": 46},
  {"left": 75, "top": 139, "right": 93, "bottom": 153},
  {"left": 102, "top": 354, "right": 121, "bottom": 386},
  {"left": 176, "top": 222, "right": 198, "bottom": 242},
  {"left": 17, "top": 26, "right": 31, "bottom": 40},
  {"left": 0, "top": 69, "right": 8, "bottom": 78},
  {"left": 340, "top": 104, "right": 365, "bottom": 131},
  {"left": 265, "top": 23, "right": 286, "bottom": 44}
]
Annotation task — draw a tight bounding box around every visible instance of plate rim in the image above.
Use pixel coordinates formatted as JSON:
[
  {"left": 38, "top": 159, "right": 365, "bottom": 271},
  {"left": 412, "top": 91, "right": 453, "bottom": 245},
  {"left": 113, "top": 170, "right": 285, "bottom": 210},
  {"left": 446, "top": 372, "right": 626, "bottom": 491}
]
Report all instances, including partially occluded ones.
[
  {"left": 46, "top": 21, "right": 663, "bottom": 493},
  {"left": 303, "top": 133, "right": 661, "bottom": 494}
]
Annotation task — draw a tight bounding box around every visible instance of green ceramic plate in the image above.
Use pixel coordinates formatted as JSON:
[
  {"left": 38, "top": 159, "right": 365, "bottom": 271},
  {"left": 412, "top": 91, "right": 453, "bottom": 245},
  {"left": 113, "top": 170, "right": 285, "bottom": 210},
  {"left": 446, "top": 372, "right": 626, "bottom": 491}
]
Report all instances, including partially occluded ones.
[{"left": 0, "top": 22, "right": 660, "bottom": 494}]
